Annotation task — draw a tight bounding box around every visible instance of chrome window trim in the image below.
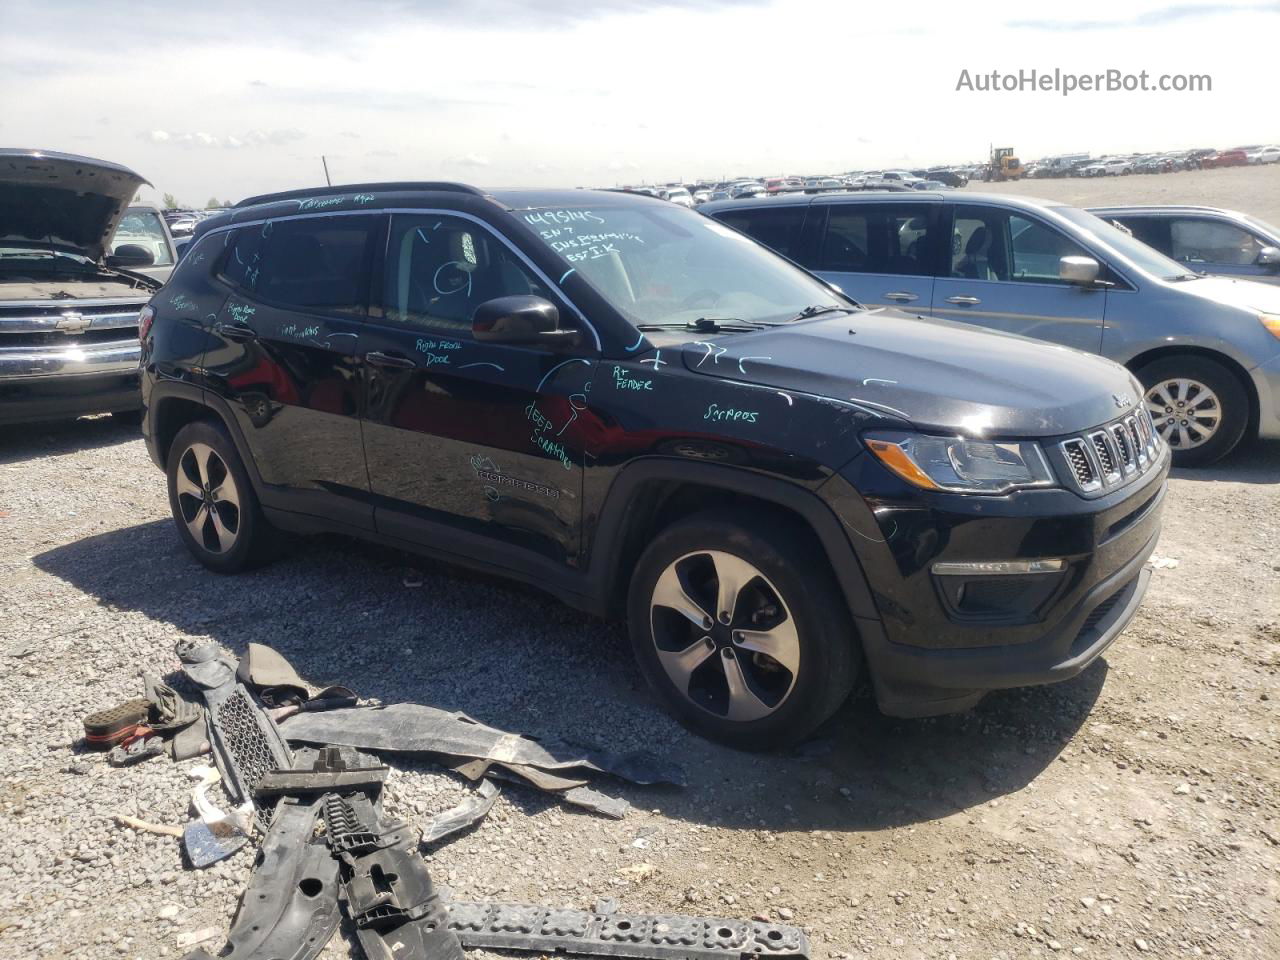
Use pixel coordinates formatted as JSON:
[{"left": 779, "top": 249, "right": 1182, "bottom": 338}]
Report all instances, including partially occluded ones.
[{"left": 196, "top": 207, "right": 603, "bottom": 353}]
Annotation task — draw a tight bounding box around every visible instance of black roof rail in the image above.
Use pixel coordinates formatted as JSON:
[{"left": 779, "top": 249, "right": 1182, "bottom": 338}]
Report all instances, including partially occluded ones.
[{"left": 235, "top": 181, "right": 485, "bottom": 208}]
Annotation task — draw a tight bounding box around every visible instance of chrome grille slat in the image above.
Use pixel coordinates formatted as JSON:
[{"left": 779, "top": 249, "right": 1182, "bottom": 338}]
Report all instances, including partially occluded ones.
[
  {"left": 1060, "top": 410, "right": 1162, "bottom": 495},
  {"left": 1061, "top": 438, "right": 1099, "bottom": 491}
]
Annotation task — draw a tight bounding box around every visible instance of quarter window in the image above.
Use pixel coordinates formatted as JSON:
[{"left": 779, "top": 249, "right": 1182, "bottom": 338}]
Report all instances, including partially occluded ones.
[
  {"left": 1170, "top": 218, "right": 1265, "bottom": 266},
  {"left": 711, "top": 206, "right": 807, "bottom": 258},
  {"left": 218, "top": 215, "right": 377, "bottom": 317},
  {"left": 383, "top": 215, "right": 551, "bottom": 337}
]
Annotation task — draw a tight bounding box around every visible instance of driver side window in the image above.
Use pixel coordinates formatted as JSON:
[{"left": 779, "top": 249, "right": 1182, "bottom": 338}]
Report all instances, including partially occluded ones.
[
  {"left": 1170, "top": 218, "right": 1265, "bottom": 266},
  {"left": 383, "top": 215, "right": 551, "bottom": 337},
  {"left": 950, "top": 206, "right": 1087, "bottom": 284}
]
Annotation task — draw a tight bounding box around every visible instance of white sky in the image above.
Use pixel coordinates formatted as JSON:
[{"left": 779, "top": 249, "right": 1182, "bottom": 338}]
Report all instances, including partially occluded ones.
[{"left": 1, "top": 0, "right": 1277, "bottom": 205}]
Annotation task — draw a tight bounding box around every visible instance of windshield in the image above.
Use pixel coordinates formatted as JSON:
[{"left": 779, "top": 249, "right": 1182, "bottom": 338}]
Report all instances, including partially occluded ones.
[
  {"left": 111, "top": 209, "right": 173, "bottom": 265},
  {"left": 519, "top": 203, "right": 849, "bottom": 328},
  {"left": 1055, "top": 206, "right": 1194, "bottom": 280}
]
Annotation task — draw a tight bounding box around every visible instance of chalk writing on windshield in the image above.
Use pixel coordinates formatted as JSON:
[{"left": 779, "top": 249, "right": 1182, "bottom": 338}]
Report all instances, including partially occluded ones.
[{"left": 524, "top": 210, "right": 606, "bottom": 227}]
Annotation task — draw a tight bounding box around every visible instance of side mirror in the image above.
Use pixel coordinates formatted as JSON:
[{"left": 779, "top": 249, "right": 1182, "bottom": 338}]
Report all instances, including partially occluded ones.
[
  {"left": 1059, "top": 255, "right": 1100, "bottom": 285},
  {"left": 1257, "top": 245, "right": 1280, "bottom": 267},
  {"left": 473, "top": 295, "right": 577, "bottom": 345},
  {"left": 107, "top": 244, "right": 156, "bottom": 267}
]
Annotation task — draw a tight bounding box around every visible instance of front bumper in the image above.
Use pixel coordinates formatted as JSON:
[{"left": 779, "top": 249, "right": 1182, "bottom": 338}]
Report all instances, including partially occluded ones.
[
  {"left": 0, "top": 340, "right": 142, "bottom": 425},
  {"left": 0, "top": 370, "right": 140, "bottom": 424},
  {"left": 863, "top": 529, "right": 1157, "bottom": 717},
  {"left": 1252, "top": 352, "right": 1280, "bottom": 440},
  {"left": 825, "top": 440, "right": 1170, "bottom": 716}
]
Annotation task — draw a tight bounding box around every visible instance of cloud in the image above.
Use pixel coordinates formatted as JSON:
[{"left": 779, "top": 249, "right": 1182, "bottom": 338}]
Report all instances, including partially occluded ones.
[
  {"left": 454, "top": 153, "right": 491, "bottom": 167},
  {"left": 10, "top": 0, "right": 768, "bottom": 41},
  {"left": 140, "top": 128, "right": 306, "bottom": 148},
  {"left": 366, "top": 149, "right": 397, "bottom": 157},
  {"left": 1007, "top": 1, "right": 1278, "bottom": 31}
]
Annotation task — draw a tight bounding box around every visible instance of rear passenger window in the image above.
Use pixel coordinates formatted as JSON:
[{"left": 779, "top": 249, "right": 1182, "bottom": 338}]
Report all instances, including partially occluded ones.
[
  {"left": 712, "top": 206, "right": 807, "bottom": 258},
  {"left": 218, "top": 216, "right": 377, "bottom": 317},
  {"left": 819, "top": 205, "right": 932, "bottom": 276},
  {"left": 382, "top": 215, "right": 551, "bottom": 338}
]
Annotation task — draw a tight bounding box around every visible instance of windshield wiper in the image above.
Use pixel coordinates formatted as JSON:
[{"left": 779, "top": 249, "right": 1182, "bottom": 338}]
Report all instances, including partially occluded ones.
[
  {"left": 788, "top": 304, "right": 856, "bottom": 322},
  {"left": 1166, "top": 272, "right": 1204, "bottom": 282},
  {"left": 636, "top": 317, "right": 772, "bottom": 333}
]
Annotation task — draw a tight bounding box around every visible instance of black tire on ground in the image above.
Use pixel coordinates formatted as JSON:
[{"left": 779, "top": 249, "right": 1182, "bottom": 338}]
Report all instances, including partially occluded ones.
[
  {"left": 1135, "top": 355, "right": 1249, "bottom": 467},
  {"left": 626, "top": 508, "right": 857, "bottom": 750},
  {"left": 166, "top": 419, "right": 272, "bottom": 573}
]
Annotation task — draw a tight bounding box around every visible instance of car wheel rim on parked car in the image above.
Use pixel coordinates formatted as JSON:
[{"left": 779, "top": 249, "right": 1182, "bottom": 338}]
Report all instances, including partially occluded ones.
[
  {"left": 175, "top": 443, "right": 241, "bottom": 554},
  {"left": 1144, "top": 378, "right": 1221, "bottom": 450},
  {"left": 649, "top": 550, "right": 800, "bottom": 722}
]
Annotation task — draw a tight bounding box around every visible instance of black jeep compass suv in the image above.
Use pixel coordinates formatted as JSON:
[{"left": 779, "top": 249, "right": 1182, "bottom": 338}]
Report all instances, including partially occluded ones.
[{"left": 141, "top": 182, "right": 1169, "bottom": 747}]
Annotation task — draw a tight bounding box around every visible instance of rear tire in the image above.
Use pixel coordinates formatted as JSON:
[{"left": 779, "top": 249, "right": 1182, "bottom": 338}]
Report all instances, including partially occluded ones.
[
  {"left": 627, "top": 509, "right": 856, "bottom": 750},
  {"left": 166, "top": 419, "right": 271, "bottom": 573},
  {"left": 1136, "top": 356, "right": 1249, "bottom": 466}
]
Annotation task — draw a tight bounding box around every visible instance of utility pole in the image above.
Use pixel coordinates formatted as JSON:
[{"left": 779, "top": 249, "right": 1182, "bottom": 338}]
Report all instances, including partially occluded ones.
[{"left": 321, "top": 156, "right": 332, "bottom": 187}]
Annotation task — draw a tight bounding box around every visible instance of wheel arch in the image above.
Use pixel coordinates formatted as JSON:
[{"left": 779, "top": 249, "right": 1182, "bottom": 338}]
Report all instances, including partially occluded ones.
[
  {"left": 586, "top": 459, "right": 880, "bottom": 625},
  {"left": 1126, "top": 346, "right": 1260, "bottom": 438},
  {"left": 148, "top": 381, "right": 267, "bottom": 490}
]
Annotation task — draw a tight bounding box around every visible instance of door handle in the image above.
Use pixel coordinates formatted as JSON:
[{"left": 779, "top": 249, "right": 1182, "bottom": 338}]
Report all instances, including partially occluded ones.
[
  {"left": 363, "top": 351, "right": 416, "bottom": 370},
  {"left": 217, "top": 323, "right": 258, "bottom": 342},
  {"left": 945, "top": 295, "right": 982, "bottom": 305},
  {"left": 883, "top": 291, "right": 918, "bottom": 302}
]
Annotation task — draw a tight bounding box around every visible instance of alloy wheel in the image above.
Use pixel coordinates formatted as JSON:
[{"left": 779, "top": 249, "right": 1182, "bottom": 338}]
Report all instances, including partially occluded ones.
[
  {"left": 175, "top": 443, "right": 241, "bottom": 554},
  {"left": 1144, "top": 378, "right": 1221, "bottom": 450},
  {"left": 649, "top": 550, "right": 800, "bottom": 722}
]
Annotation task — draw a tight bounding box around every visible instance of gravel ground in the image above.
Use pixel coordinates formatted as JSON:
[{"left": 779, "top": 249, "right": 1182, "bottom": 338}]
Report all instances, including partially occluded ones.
[{"left": 1, "top": 414, "right": 1275, "bottom": 960}]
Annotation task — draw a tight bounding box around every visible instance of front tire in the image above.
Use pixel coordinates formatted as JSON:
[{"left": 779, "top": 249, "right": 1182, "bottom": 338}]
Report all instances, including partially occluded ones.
[
  {"left": 166, "top": 419, "right": 271, "bottom": 572},
  {"left": 1136, "top": 356, "right": 1249, "bottom": 466},
  {"left": 627, "top": 510, "right": 856, "bottom": 749}
]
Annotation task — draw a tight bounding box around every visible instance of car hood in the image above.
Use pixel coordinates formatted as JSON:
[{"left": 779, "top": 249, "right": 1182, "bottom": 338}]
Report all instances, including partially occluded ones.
[
  {"left": 1171, "top": 274, "right": 1280, "bottom": 313},
  {"left": 0, "top": 149, "right": 150, "bottom": 263},
  {"left": 679, "top": 309, "right": 1140, "bottom": 437}
]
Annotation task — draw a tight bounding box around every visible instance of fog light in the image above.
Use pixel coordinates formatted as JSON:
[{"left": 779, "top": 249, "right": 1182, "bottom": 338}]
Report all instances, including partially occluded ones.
[{"left": 932, "top": 559, "right": 1066, "bottom": 576}]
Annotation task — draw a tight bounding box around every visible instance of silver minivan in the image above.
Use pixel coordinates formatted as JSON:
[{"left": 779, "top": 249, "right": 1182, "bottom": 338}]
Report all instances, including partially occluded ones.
[{"left": 703, "top": 192, "right": 1280, "bottom": 465}]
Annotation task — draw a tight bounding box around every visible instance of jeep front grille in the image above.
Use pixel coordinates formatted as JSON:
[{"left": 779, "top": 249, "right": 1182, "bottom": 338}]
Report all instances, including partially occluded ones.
[{"left": 1059, "top": 409, "right": 1161, "bottom": 495}]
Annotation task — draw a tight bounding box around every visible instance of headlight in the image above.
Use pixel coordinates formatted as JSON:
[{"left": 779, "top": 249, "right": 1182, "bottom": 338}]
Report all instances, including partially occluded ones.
[
  {"left": 864, "top": 431, "right": 1056, "bottom": 494},
  {"left": 1260, "top": 313, "right": 1280, "bottom": 340}
]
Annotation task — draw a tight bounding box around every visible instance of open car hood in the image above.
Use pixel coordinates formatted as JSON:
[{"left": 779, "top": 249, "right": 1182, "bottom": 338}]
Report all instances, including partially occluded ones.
[{"left": 0, "top": 149, "right": 150, "bottom": 263}]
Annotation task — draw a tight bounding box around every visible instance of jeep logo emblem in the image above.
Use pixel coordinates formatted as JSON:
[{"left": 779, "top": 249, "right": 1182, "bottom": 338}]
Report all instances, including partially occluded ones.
[
  {"left": 1112, "top": 393, "right": 1132, "bottom": 409},
  {"left": 55, "top": 312, "right": 91, "bottom": 334}
]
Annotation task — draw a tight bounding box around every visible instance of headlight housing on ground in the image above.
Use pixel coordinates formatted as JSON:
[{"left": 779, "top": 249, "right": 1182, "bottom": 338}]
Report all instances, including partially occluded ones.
[{"left": 864, "top": 431, "right": 1056, "bottom": 494}]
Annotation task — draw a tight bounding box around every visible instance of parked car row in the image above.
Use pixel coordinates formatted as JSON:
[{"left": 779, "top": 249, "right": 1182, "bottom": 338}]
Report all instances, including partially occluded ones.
[
  {"left": 1031, "top": 146, "right": 1278, "bottom": 178},
  {"left": 612, "top": 168, "right": 970, "bottom": 206}
]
